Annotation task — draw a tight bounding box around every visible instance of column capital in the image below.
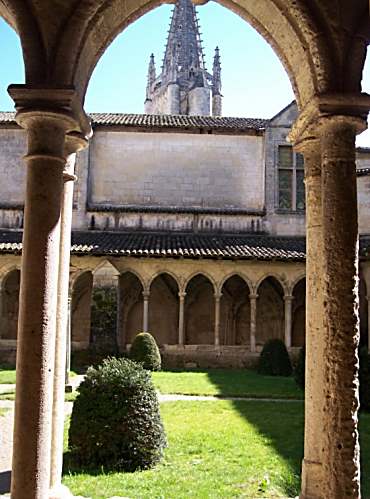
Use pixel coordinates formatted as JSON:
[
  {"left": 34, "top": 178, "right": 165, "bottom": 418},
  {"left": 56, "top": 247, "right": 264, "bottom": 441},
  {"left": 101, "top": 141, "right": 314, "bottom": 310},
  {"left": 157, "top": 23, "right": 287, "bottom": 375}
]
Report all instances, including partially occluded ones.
[
  {"left": 142, "top": 290, "right": 150, "bottom": 299},
  {"left": 178, "top": 291, "right": 187, "bottom": 299},
  {"left": 214, "top": 292, "right": 222, "bottom": 300},
  {"left": 63, "top": 132, "right": 89, "bottom": 182},
  {"left": 288, "top": 92, "right": 370, "bottom": 146},
  {"left": 8, "top": 84, "right": 92, "bottom": 138},
  {"left": 249, "top": 293, "right": 258, "bottom": 300},
  {"left": 284, "top": 294, "right": 294, "bottom": 302}
]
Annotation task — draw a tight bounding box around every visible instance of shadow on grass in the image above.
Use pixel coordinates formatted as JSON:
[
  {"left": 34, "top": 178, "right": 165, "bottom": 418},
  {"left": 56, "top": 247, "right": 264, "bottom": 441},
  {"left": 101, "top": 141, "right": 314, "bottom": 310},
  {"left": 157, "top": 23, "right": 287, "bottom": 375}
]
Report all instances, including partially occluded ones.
[
  {"left": 231, "top": 399, "right": 303, "bottom": 497},
  {"left": 206, "top": 370, "right": 370, "bottom": 498}
]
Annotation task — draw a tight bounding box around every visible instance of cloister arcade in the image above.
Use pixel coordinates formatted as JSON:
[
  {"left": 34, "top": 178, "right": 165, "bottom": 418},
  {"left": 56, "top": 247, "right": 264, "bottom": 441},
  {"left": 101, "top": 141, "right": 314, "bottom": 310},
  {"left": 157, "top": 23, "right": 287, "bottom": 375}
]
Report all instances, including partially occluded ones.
[
  {"left": 1, "top": 259, "right": 369, "bottom": 359},
  {"left": 0, "top": 0, "right": 368, "bottom": 498}
]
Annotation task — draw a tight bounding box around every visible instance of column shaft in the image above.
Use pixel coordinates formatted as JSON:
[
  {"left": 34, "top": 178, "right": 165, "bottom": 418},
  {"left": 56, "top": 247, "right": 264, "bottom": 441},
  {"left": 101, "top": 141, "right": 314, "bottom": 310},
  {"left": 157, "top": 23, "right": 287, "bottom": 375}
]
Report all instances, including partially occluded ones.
[
  {"left": 178, "top": 293, "right": 185, "bottom": 345},
  {"left": 249, "top": 294, "right": 257, "bottom": 352},
  {"left": 214, "top": 294, "right": 221, "bottom": 346},
  {"left": 50, "top": 135, "right": 84, "bottom": 498},
  {"left": 300, "top": 140, "right": 325, "bottom": 499},
  {"left": 11, "top": 117, "right": 67, "bottom": 499},
  {"left": 321, "top": 119, "right": 361, "bottom": 497},
  {"left": 284, "top": 295, "right": 293, "bottom": 348},
  {"left": 143, "top": 291, "right": 149, "bottom": 333}
]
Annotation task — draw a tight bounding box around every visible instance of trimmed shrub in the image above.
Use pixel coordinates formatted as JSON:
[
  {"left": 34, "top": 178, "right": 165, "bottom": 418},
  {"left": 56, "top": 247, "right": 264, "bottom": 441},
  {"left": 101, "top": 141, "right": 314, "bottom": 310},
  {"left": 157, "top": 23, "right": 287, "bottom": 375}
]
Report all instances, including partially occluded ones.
[
  {"left": 130, "top": 332, "right": 161, "bottom": 371},
  {"left": 294, "top": 345, "right": 305, "bottom": 390},
  {"left": 68, "top": 357, "right": 167, "bottom": 471},
  {"left": 258, "top": 338, "right": 292, "bottom": 376},
  {"left": 359, "top": 346, "right": 370, "bottom": 412}
]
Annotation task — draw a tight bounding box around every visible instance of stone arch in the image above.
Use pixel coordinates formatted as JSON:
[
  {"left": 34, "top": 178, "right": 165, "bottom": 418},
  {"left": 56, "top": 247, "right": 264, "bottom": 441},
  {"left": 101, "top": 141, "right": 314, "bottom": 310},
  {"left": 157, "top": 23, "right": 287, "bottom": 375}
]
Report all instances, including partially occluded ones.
[
  {"left": 184, "top": 271, "right": 217, "bottom": 294},
  {"left": 218, "top": 271, "right": 252, "bottom": 296},
  {"left": 119, "top": 267, "right": 147, "bottom": 291},
  {"left": 148, "top": 269, "right": 181, "bottom": 291},
  {"left": 292, "top": 277, "right": 306, "bottom": 348},
  {"left": 220, "top": 274, "right": 250, "bottom": 346},
  {"left": 53, "top": 0, "right": 334, "bottom": 109},
  {"left": 149, "top": 273, "right": 179, "bottom": 345},
  {"left": 185, "top": 273, "right": 215, "bottom": 345},
  {"left": 256, "top": 273, "right": 288, "bottom": 296},
  {"left": 119, "top": 271, "right": 144, "bottom": 347},
  {"left": 289, "top": 272, "right": 306, "bottom": 295},
  {"left": 71, "top": 270, "right": 93, "bottom": 349},
  {"left": 256, "top": 276, "right": 284, "bottom": 345},
  {"left": 0, "top": 268, "right": 20, "bottom": 340},
  {"left": 359, "top": 276, "right": 368, "bottom": 349}
]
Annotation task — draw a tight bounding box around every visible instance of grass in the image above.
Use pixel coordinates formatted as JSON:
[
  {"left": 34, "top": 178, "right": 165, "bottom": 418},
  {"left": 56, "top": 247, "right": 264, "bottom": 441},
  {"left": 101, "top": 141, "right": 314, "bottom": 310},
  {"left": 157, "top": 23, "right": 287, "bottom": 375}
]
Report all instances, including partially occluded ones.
[
  {"left": 152, "top": 369, "right": 303, "bottom": 399},
  {"left": 63, "top": 400, "right": 370, "bottom": 499},
  {"left": 0, "top": 366, "right": 77, "bottom": 385}
]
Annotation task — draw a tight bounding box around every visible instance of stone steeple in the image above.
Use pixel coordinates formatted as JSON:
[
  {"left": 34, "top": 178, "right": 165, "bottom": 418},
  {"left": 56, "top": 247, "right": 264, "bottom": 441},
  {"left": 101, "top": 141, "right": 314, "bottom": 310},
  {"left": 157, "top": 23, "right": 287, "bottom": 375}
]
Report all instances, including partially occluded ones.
[{"left": 144, "top": 0, "right": 222, "bottom": 116}]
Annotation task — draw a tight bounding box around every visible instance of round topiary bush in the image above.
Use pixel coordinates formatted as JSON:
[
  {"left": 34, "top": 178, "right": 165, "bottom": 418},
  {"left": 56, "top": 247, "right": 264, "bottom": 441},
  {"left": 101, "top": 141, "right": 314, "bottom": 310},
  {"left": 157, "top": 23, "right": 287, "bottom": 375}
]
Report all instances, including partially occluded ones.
[
  {"left": 359, "top": 346, "right": 370, "bottom": 412},
  {"left": 68, "top": 357, "right": 167, "bottom": 472},
  {"left": 130, "top": 332, "right": 161, "bottom": 371},
  {"left": 258, "top": 338, "right": 292, "bottom": 376},
  {"left": 294, "top": 345, "right": 305, "bottom": 390}
]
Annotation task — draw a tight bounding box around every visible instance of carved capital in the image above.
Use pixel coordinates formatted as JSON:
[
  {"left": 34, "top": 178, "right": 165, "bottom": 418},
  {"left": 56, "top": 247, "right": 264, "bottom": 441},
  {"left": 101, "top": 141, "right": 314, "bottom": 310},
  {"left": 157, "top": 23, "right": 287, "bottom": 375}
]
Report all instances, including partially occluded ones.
[
  {"left": 8, "top": 84, "right": 92, "bottom": 138},
  {"left": 288, "top": 92, "right": 370, "bottom": 146}
]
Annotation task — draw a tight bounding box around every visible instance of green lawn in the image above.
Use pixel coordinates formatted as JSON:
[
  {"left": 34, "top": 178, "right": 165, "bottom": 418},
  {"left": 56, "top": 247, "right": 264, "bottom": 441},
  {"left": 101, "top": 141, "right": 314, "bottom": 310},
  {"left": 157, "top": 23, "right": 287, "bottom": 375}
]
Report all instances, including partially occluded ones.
[
  {"left": 152, "top": 369, "right": 303, "bottom": 399},
  {"left": 63, "top": 400, "right": 370, "bottom": 499},
  {"left": 0, "top": 365, "right": 16, "bottom": 384}
]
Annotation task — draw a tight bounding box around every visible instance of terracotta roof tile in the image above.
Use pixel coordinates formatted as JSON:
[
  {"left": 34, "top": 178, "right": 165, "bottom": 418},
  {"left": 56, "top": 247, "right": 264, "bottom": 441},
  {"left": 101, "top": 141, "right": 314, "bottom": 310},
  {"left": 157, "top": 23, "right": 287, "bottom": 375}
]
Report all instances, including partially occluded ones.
[
  {"left": 0, "top": 111, "right": 267, "bottom": 131},
  {"left": 0, "top": 229, "right": 307, "bottom": 261}
]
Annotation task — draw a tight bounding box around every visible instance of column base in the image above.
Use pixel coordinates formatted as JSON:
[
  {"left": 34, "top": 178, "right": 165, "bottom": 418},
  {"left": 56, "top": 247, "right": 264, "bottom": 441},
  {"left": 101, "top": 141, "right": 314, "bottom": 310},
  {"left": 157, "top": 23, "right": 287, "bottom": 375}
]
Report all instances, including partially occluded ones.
[{"left": 300, "top": 458, "right": 323, "bottom": 499}]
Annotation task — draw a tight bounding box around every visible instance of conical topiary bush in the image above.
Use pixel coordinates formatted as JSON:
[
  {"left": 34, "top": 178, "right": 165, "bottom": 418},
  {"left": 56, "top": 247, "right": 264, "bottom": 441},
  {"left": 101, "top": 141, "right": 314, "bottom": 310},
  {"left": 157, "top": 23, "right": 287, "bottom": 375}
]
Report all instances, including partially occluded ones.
[
  {"left": 258, "top": 338, "right": 292, "bottom": 376},
  {"left": 130, "top": 332, "right": 161, "bottom": 371}
]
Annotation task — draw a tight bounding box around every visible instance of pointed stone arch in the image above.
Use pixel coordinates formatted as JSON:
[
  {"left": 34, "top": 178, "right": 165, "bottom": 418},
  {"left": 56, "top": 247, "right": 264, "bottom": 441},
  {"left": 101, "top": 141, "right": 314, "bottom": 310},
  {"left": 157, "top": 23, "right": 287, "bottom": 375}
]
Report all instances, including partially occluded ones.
[
  {"left": 220, "top": 274, "right": 250, "bottom": 346},
  {"left": 292, "top": 277, "right": 306, "bottom": 347},
  {"left": 149, "top": 272, "right": 179, "bottom": 345},
  {"left": 119, "top": 270, "right": 144, "bottom": 347},
  {"left": 185, "top": 273, "right": 215, "bottom": 344},
  {"left": 256, "top": 275, "right": 285, "bottom": 345}
]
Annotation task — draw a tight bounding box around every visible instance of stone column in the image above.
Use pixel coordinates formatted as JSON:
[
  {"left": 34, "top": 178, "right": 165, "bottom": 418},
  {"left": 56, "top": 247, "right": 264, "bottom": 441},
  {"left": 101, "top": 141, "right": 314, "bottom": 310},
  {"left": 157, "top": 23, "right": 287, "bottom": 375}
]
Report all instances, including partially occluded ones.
[
  {"left": 49, "top": 133, "right": 87, "bottom": 499},
  {"left": 65, "top": 295, "right": 72, "bottom": 385},
  {"left": 249, "top": 293, "right": 258, "bottom": 352},
  {"left": 214, "top": 293, "right": 222, "bottom": 346},
  {"left": 8, "top": 87, "right": 81, "bottom": 499},
  {"left": 298, "top": 138, "right": 326, "bottom": 499},
  {"left": 178, "top": 292, "right": 186, "bottom": 345},
  {"left": 319, "top": 116, "right": 362, "bottom": 498},
  {"left": 143, "top": 290, "right": 150, "bottom": 333},
  {"left": 283, "top": 294, "right": 293, "bottom": 348}
]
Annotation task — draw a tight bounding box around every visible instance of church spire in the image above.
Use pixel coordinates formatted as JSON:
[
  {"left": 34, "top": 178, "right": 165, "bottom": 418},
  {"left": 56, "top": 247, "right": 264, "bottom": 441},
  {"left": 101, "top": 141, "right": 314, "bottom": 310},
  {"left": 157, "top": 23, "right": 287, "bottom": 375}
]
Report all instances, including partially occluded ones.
[
  {"left": 144, "top": 0, "right": 222, "bottom": 116},
  {"left": 162, "top": 0, "right": 207, "bottom": 86}
]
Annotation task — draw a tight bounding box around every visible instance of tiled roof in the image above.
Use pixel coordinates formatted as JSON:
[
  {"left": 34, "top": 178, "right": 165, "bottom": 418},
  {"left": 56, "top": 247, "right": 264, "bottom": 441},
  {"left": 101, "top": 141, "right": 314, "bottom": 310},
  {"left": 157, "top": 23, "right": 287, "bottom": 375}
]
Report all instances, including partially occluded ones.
[
  {"left": 0, "top": 230, "right": 305, "bottom": 261},
  {"left": 3, "top": 229, "right": 370, "bottom": 260},
  {"left": 89, "top": 113, "right": 268, "bottom": 130},
  {"left": 0, "top": 111, "right": 268, "bottom": 131}
]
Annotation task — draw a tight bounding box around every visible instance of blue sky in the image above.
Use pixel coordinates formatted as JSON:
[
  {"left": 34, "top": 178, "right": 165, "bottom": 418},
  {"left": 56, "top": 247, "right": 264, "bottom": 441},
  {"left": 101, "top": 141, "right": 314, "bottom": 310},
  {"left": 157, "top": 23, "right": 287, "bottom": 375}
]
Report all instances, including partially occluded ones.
[{"left": 0, "top": 1, "right": 369, "bottom": 145}]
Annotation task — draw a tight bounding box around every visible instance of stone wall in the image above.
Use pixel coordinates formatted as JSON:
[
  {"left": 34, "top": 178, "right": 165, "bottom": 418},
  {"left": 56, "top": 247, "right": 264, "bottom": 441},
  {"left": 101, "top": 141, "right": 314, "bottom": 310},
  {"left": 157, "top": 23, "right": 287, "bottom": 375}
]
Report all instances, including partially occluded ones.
[{"left": 88, "top": 131, "right": 265, "bottom": 211}]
